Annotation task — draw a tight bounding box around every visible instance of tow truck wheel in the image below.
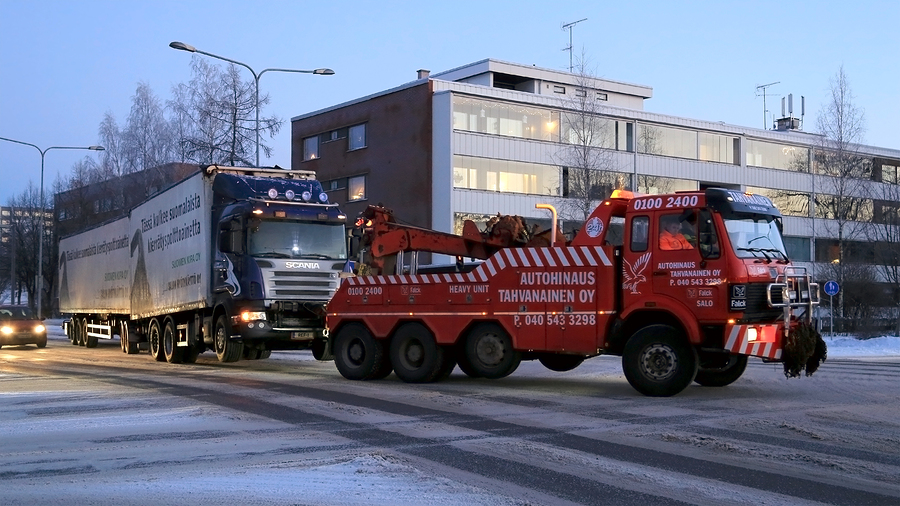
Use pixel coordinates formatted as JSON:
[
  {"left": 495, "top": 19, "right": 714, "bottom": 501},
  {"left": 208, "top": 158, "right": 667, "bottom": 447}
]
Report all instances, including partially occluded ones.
[
  {"left": 623, "top": 325, "right": 698, "bottom": 397},
  {"left": 390, "top": 323, "right": 445, "bottom": 383},
  {"left": 148, "top": 319, "right": 165, "bottom": 362},
  {"left": 694, "top": 353, "right": 748, "bottom": 387},
  {"left": 214, "top": 315, "right": 243, "bottom": 363},
  {"left": 163, "top": 318, "right": 184, "bottom": 364},
  {"left": 333, "top": 323, "right": 390, "bottom": 380},
  {"left": 539, "top": 354, "right": 585, "bottom": 372},
  {"left": 311, "top": 339, "right": 333, "bottom": 361},
  {"left": 464, "top": 323, "right": 522, "bottom": 379}
]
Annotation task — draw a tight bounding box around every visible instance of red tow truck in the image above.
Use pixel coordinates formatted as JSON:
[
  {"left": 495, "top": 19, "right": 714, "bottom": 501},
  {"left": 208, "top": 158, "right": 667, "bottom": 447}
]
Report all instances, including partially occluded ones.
[{"left": 327, "top": 188, "right": 825, "bottom": 396}]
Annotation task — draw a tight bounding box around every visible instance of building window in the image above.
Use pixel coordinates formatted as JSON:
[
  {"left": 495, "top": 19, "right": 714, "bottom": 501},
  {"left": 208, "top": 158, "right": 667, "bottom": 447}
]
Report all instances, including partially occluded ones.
[
  {"left": 553, "top": 85, "right": 566, "bottom": 94},
  {"left": 349, "top": 124, "right": 366, "bottom": 151},
  {"left": 575, "top": 89, "right": 587, "bottom": 98},
  {"left": 882, "top": 164, "right": 898, "bottom": 184},
  {"left": 348, "top": 175, "right": 366, "bottom": 201},
  {"left": 453, "top": 155, "right": 559, "bottom": 196},
  {"left": 745, "top": 187, "right": 810, "bottom": 217},
  {"left": 745, "top": 139, "right": 808, "bottom": 172},
  {"left": 303, "top": 136, "right": 319, "bottom": 161},
  {"left": 596, "top": 92, "right": 608, "bottom": 101},
  {"left": 783, "top": 236, "right": 811, "bottom": 262}
]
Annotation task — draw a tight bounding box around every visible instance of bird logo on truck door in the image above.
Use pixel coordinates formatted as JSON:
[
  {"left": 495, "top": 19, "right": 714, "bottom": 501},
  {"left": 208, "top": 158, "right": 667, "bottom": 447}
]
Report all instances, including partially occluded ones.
[{"left": 622, "top": 251, "right": 651, "bottom": 294}]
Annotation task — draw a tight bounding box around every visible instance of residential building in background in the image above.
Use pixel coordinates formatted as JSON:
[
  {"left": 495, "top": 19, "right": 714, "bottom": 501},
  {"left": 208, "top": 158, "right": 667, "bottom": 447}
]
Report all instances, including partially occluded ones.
[{"left": 302, "top": 58, "right": 895, "bottom": 316}]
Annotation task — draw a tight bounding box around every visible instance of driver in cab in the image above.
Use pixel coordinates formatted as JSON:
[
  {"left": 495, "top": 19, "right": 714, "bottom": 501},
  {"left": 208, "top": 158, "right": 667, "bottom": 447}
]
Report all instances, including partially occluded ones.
[{"left": 659, "top": 216, "right": 693, "bottom": 251}]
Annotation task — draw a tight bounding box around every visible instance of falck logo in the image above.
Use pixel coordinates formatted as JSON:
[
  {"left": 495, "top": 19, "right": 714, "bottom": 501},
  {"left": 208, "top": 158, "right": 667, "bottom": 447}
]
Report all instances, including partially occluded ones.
[{"left": 622, "top": 251, "right": 651, "bottom": 294}]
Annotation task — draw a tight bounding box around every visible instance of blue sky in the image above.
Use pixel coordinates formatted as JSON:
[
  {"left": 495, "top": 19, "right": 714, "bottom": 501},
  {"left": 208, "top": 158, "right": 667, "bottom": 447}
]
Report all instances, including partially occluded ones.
[{"left": 1, "top": 0, "right": 897, "bottom": 204}]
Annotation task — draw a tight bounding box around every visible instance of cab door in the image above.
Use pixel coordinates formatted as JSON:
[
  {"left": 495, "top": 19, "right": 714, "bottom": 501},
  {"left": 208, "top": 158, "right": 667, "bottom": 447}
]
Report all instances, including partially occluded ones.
[{"left": 651, "top": 209, "right": 727, "bottom": 319}]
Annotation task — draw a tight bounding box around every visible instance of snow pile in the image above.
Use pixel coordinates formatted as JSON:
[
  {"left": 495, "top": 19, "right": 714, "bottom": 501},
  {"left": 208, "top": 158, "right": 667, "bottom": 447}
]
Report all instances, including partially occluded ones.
[{"left": 823, "top": 334, "right": 900, "bottom": 357}]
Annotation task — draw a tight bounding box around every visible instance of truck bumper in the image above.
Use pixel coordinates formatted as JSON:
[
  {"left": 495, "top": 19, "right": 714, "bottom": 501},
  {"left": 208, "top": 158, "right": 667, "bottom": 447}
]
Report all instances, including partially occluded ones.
[{"left": 724, "top": 323, "right": 782, "bottom": 360}]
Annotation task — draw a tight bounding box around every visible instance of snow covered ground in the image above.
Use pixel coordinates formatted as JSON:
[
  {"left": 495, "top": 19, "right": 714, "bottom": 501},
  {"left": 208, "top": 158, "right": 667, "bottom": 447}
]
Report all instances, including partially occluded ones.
[
  {"left": 821, "top": 334, "right": 900, "bottom": 357},
  {"left": 3, "top": 326, "right": 899, "bottom": 505}
]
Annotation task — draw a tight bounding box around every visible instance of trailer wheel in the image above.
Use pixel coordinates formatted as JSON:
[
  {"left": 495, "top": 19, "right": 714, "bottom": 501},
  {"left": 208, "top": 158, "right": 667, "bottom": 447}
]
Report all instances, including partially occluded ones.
[
  {"left": 84, "top": 319, "right": 98, "bottom": 348},
  {"left": 163, "top": 318, "right": 184, "bottom": 364},
  {"left": 77, "top": 318, "right": 87, "bottom": 347},
  {"left": 333, "top": 323, "right": 390, "bottom": 380},
  {"left": 622, "top": 325, "right": 698, "bottom": 397},
  {"left": 68, "top": 320, "right": 77, "bottom": 345},
  {"left": 258, "top": 350, "right": 271, "bottom": 360},
  {"left": 464, "top": 323, "right": 521, "bottom": 379},
  {"left": 148, "top": 319, "right": 165, "bottom": 362},
  {"left": 214, "top": 315, "right": 243, "bottom": 363},
  {"left": 694, "top": 353, "right": 747, "bottom": 387},
  {"left": 71, "top": 318, "right": 82, "bottom": 346},
  {"left": 539, "top": 354, "right": 585, "bottom": 372},
  {"left": 390, "top": 323, "right": 446, "bottom": 383},
  {"left": 120, "top": 321, "right": 138, "bottom": 355}
]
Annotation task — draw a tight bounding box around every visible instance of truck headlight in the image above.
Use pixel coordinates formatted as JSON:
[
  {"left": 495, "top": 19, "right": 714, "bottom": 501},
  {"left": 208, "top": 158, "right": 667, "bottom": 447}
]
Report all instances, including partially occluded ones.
[{"left": 241, "top": 311, "right": 267, "bottom": 322}]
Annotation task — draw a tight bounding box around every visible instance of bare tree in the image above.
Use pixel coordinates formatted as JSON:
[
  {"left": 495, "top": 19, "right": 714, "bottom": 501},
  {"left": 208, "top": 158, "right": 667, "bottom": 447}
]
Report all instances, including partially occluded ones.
[
  {"left": 553, "top": 56, "right": 623, "bottom": 223},
  {"left": 122, "top": 82, "right": 173, "bottom": 173},
  {"left": 812, "top": 66, "right": 869, "bottom": 317},
  {"left": 4, "top": 183, "right": 44, "bottom": 312},
  {"left": 168, "top": 58, "right": 281, "bottom": 166}
]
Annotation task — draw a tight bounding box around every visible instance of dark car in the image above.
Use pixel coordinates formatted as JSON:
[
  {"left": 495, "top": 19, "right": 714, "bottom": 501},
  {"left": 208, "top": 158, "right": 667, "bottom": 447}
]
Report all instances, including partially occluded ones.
[{"left": 0, "top": 305, "right": 47, "bottom": 349}]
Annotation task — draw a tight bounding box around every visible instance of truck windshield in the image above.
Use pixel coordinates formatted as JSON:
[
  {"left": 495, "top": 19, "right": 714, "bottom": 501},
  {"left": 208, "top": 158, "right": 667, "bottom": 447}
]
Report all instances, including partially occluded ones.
[
  {"left": 248, "top": 220, "right": 347, "bottom": 260},
  {"left": 723, "top": 214, "right": 788, "bottom": 261}
]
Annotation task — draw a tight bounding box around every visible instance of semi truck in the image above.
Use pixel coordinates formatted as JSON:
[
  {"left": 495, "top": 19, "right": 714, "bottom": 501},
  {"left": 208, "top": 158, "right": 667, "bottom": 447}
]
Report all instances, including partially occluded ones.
[
  {"left": 326, "top": 188, "right": 826, "bottom": 396},
  {"left": 58, "top": 165, "right": 348, "bottom": 363}
]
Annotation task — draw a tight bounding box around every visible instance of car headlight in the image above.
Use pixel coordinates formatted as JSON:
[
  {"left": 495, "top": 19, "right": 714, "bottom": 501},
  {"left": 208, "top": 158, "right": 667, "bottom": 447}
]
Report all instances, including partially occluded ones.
[
  {"left": 241, "top": 311, "right": 267, "bottom": 322},
  {"left": 34, "top": 324, "right": 46, "bottom": 333},
  {"left": 1, "top": 326, "right": 12, "bottom": 335}
]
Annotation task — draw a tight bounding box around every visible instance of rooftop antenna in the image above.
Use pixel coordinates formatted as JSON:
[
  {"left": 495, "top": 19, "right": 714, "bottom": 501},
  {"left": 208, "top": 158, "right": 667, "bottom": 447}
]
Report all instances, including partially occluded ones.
[
  {"left": 755, "top": 81, "right": 780, "bottom": 129},
  {"left": 562, "top": 18, "right": 587, "bottom": 73}
]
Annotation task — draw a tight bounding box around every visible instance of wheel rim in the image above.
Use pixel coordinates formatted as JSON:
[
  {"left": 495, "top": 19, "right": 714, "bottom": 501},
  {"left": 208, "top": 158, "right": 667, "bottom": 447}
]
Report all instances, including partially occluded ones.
[
  {"left": 400, "top": 340, "right": 425, "bottom": 369},
  {"left": 475, "top": 332, "right": 504, "bottom": 366},
  {"left": 640, "top": 343, "right": 678, "bottom": 381},
  {"left": 164, "top": 324, "right": 174, "bottom": 357},
  {"left": 347, "top": 338, "right": 365, "bottom": 365},
  {"left": 149, "top": 326, "right": 159, "bottom": 356},
  {"left": 215, "top": 324, "right": 226, "bottom": 353}
]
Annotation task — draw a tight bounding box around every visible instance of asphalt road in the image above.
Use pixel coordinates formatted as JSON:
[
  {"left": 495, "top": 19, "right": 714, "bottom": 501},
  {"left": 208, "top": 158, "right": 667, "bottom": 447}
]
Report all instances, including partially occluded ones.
[{"left": 1, "top": 326, "right": 899, "bottom": 505}]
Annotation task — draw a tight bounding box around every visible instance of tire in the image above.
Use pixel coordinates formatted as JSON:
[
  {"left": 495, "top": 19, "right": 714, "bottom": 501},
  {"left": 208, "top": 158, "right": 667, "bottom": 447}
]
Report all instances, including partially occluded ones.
[
  {"left": 257, "top": 349, "right": 271, "bottom": 360},
  {"left": 120, "top": 321, "right": 138, "bottom": 354},
  {"left": 68, "top": 320, "right": 77, "bottom": 345},
  {"left": 36, "top": 337, "right": 47, "bottom": 348},
  {"left": 390, "top": 323, "right": 445, "bottom": 383},
  {"left": 622, "top": 325, "right": 698, "bottom": 397},
  {"left": 214, "top": 315, "right": 243, "bottom": 363},
  {"left": 434, "top": 352, "right": 457, "bottom": 381},
  {"left": 163, "top": 318, "right": 183, "bottom": 364},
  {"left": 539, "top": 354, "right": 585, "bottom": 372},
  {"left": 333, "top": 323, "right": 390, "bottom": 380},
  {"left": 456, "top": 349, "right": 482, "bottom": 378},
  {"left": 463, "top": 323, "right": 521, "bottom": 379},
  {"left": 77, "top": 318, "right": 87, "bottom": 347},
  {"left": 694, "top": 353, "right": 748, "bottom": 387},
  {"left": 148, "top": 318, "right": 165, "bottom": 362},
  {"left": 84, "top": 319, "right": 98, "bottom": 348},
  {"left": 183, "top": 345, "right": 201, "bottom": 364},
  {"left": 311, "top": 339, "right": 333, "bottom": 361},
  {"left": 243, "top": 347, "right": 261, "bottom": 360}
]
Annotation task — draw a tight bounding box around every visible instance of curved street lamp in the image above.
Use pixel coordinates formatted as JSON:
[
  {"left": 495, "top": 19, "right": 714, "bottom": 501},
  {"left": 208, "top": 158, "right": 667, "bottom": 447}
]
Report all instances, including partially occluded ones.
[
  {"left": 0, "top": 136, "right": 104, "bottom": 317},
  {"left": 169, "top": 41, "right": 334, "bottom": 167}
]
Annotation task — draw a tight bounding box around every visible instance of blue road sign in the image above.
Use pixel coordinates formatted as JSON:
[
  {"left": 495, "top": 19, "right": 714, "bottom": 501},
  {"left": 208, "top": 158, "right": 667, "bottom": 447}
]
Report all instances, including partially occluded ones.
[{"left": 824, "top": 280, "right": 839, "bottom": 297}]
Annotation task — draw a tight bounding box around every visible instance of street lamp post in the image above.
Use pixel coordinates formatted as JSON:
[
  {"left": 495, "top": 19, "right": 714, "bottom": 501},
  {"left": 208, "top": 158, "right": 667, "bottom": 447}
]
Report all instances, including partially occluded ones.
[
  {"left": 0, "top": 137, "right": 104, "bottom": 318},
  {"left": 169, "top": 41, "right": 334, "bottom": 167}
]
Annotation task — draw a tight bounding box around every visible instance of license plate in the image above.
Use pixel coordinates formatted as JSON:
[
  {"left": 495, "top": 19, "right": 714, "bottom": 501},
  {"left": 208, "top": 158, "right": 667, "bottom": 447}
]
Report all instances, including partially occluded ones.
[{"left": 291, "top": 331, "right": 315, "bottom": 340}]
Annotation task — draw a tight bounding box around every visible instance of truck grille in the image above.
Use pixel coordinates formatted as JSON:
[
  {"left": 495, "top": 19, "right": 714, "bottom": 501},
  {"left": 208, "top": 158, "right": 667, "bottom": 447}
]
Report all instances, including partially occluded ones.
[
  {"left": 740, "top": 283, "right": 783, "bottom": 323},
  {"left": 261, "top": 268, "right": 339, "bottom": 302}
]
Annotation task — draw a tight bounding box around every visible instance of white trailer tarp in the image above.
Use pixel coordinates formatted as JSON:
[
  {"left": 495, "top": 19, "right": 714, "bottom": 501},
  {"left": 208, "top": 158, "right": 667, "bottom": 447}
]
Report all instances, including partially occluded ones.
[
  {"left": 128, "top": 171, "right": 211, "bottom": 318},
  {"left": 58, "top": 217, "right": 131, "bottom": 314}
]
